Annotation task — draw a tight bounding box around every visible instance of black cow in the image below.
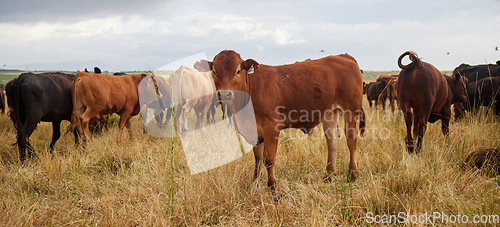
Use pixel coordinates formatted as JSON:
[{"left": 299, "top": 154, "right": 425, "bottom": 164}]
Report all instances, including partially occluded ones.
[
  {"left": 365, "top": 81, "right": 387, "bottom": 109},
  {"left": 6, "top": 72, "right": 78, "bottom": 162},
  {"left": 463, "top": 77, "right": 500, "bottom": 115},
  {"left": 453, "top": 61, "right": 500, "bottom": 82}
]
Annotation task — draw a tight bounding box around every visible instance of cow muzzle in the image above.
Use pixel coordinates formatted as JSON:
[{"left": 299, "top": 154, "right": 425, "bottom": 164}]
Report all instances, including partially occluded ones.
[{"left": 218, "top": 90, "right": 234, "bottom": 102}]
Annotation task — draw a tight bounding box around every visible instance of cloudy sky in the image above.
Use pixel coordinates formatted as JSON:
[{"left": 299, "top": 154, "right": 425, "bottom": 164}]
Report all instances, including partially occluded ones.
[{"left": 1, "top": 0, "right": 499, "bottom": 71}]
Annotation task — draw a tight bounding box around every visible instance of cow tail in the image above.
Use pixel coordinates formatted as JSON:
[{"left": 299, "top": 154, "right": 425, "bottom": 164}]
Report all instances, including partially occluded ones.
[
  {"left": 398, "top": 51, "right": 420, "bottom": 70},
  {"left": 377, "top": 79, "right": 395, "bottom": 104},
  {"left": 66, "top": 74, "right": 81, "bottom": 134},
  {"left": 359, "top": 108, "right": 366, "bottom": 136},
  {"left": 12, "top": 77, "right": 24, "bottom": 143},
  {"left": 149, "top": 74, "right": 165, "bottom": 110}
]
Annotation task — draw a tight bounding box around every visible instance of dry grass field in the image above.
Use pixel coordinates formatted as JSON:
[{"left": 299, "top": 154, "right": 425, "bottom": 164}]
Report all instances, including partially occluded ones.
[{"left": 0, "top": 76, "right": 499, "bottom": 225}]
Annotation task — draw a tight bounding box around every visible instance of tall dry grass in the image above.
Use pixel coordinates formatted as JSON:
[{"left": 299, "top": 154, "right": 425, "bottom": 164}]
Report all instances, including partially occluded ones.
[{"left": 0, "top": 99, "right": 498, "bottom": 226}]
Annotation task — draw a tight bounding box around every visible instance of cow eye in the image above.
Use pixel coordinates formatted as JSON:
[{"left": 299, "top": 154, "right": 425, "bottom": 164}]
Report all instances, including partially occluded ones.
[
  {"left": 237, "top": 70, "right": 241, "bottom": 75},
  {"left": 211, "top": 70, "right": 216, "bottom": 77}
]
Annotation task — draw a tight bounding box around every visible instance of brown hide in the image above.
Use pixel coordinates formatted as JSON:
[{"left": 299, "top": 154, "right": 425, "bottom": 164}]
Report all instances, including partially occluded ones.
[
  {"left": 376, "top": 74, "right": 398, "bottom": 112},
  {"left": 70, "top": 72, "right": 147, "bottom": 142},
  {"left": 464, "top": 148, "right": 500, "bottom": 176},
  {"left": 397, "top": 51, "right": 454, "bottom": 153},
  {"left": 209, "top": 50, "right": 365, "bottom": 195}
]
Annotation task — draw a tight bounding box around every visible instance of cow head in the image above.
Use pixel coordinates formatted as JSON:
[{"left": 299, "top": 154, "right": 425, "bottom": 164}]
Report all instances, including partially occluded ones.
[
  {"left": 208, "top": 50, "right": 259, "bottom": 101},
  {"left": 447, "top": 72, "right": 468, "bottom": 104}
]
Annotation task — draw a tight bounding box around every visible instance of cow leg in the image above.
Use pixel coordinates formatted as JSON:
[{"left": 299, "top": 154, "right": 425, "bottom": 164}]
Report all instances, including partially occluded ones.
[
  {"left": 263, "top": 128, "right": 280, "bottom": 195},
  {"left": 117, "top": 114, "right": 130, "bottom": 141},
  {"left": 79, "top": 114, "right": 92, "bottom": 142},
  {"left": 79, "top": 108, "right": 101, "bottom": 142},
  {"left": 344, "top": 112, "right": 359, "bottom": 182},
  {"left": 440, "top": 107, "right": 451, "bottom": 136},
  {"left": 322, "top": 110, "right": 341, "bottom": 182},
  {"left": 165, "top": 107, "right": 172, "bottom": 126},
  {"left": 49, "top": 121, "right": 62, "bottom": 152},
  {"left": 414, "top": 109, "right": 430, "bottom": 153},
  {"left": 253, "top": 142, "right": 264, "bottom": 180},
  {"left": 73, "top": 130, "right": 79, "bottom": 146},
  {"left": 18, "top": 119, "right": 39, "bottom": 162},
  {"left": 402, "top": 106, "right": 414, "bottom": 153},
  {"left": 125, "top": 117, "right": 133, "bottom": 140}
]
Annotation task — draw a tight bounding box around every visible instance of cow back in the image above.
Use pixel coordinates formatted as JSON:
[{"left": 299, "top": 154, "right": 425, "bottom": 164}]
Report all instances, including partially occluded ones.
[
  {"left": 246, "top": 55, "right": 363, "bottom": 129},
  {"left": 73, "top": 72, "right": 144, "bottom": 116}
]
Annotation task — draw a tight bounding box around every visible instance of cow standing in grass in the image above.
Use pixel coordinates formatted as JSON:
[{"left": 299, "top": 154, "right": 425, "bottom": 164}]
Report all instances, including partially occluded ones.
[
  {"left": 460, "top": 77, "right": 500, "bottom": 116},
  {"left": 397, "top": 51, "right": 467, "bottom": 153},
  {"left": 208, "top": 50, "right": 365, "bottom": 196},
  {"left": 6, "top": 72, "right": 78, "bottom": 162},
  {"left": 69, "top": 72, "right": 152, "bottom": 142}
]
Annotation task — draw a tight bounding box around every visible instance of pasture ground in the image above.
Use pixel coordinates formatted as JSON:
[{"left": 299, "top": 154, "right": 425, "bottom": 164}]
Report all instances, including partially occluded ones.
[{"left": 0, "top": 73, "right": 498, "bottom": 226}]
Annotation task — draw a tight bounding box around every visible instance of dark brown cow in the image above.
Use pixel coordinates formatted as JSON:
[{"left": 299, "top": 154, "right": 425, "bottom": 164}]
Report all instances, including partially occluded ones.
[
  {"left": 397, "top": 51, "right": 467, "bottom": 153},
  {"left": 377, "top": 74, "right": 398, "bottom": 112},
  {"left": 461, "top": 77, "right": 500, "bottom": 116},
  {"left": 208, "top": 50, "right": 365, "bottom": 195},
  {"left": 0, "top": 86, "right": 5, "bottom": 114},
  {"left": 6, "top": 72, "right": 79, "bottom": 162},
  {"left": 365, "top": 81, "right": 387, "bottom": 109},
  {"left": 464, "top": 148, "right": 500, "bottom": 176},
  {"left": 69, "top": 72, "right": 150, "bottom": 142}
]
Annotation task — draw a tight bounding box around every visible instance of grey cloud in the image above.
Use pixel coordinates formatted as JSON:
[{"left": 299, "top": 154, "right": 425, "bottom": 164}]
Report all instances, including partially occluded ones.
[{"left": 0, "top": 0, "right": 180, "bottom": 24}]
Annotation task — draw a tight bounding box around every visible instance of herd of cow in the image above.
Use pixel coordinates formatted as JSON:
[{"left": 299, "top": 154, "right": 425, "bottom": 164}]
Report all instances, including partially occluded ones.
[{"left": 1, "top": 50, "right": 499, "bottom": 197}]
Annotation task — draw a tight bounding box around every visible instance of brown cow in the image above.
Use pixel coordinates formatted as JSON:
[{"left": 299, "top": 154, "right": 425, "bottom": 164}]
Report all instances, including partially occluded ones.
[
  {"left": 208, "top": 50, "right": 365, "bottom": 195},
  {"left": 464, "top": 148, "right": 500, "bottom": 176},
  {"left": 377, "top": 75, "right": 398, "bottom": 112},
  {"left": 69, "top": 72, "right": 150, "bottom": 142},
  {"left": 397, "top": 51, "right": 467, "bottom": 153}
]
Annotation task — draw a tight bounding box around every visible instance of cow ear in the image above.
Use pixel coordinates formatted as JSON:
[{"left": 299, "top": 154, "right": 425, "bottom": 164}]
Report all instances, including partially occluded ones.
[
  {"left": 453, "top": 72, "right": 461, "bottom": 81},
  {"left": 207, "top": 61, "right": 214, "bottom": 71},
  {"left": 194, "top": 60, "right": 211, "bottom": 72},
  {"left": 242, "top": 59, "right": 259, "bottom": 74}
]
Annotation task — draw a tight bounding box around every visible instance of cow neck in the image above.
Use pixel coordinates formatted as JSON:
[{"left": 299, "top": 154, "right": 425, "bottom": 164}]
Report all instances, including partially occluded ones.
[{"left": 244, "top": 70, "right": 255, "bottom": 97}]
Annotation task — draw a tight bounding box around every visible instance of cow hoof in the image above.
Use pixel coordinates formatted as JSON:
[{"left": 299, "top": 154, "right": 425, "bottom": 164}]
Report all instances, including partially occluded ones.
[
  {"left": 269, "top": 193, "right": 283, "bottom": 203},
  {"left": 347, "top": 172, "right": 358, "bottom": 183},
  {"left": 323, "top": 176, "right": 333, "bottom": 183}
]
